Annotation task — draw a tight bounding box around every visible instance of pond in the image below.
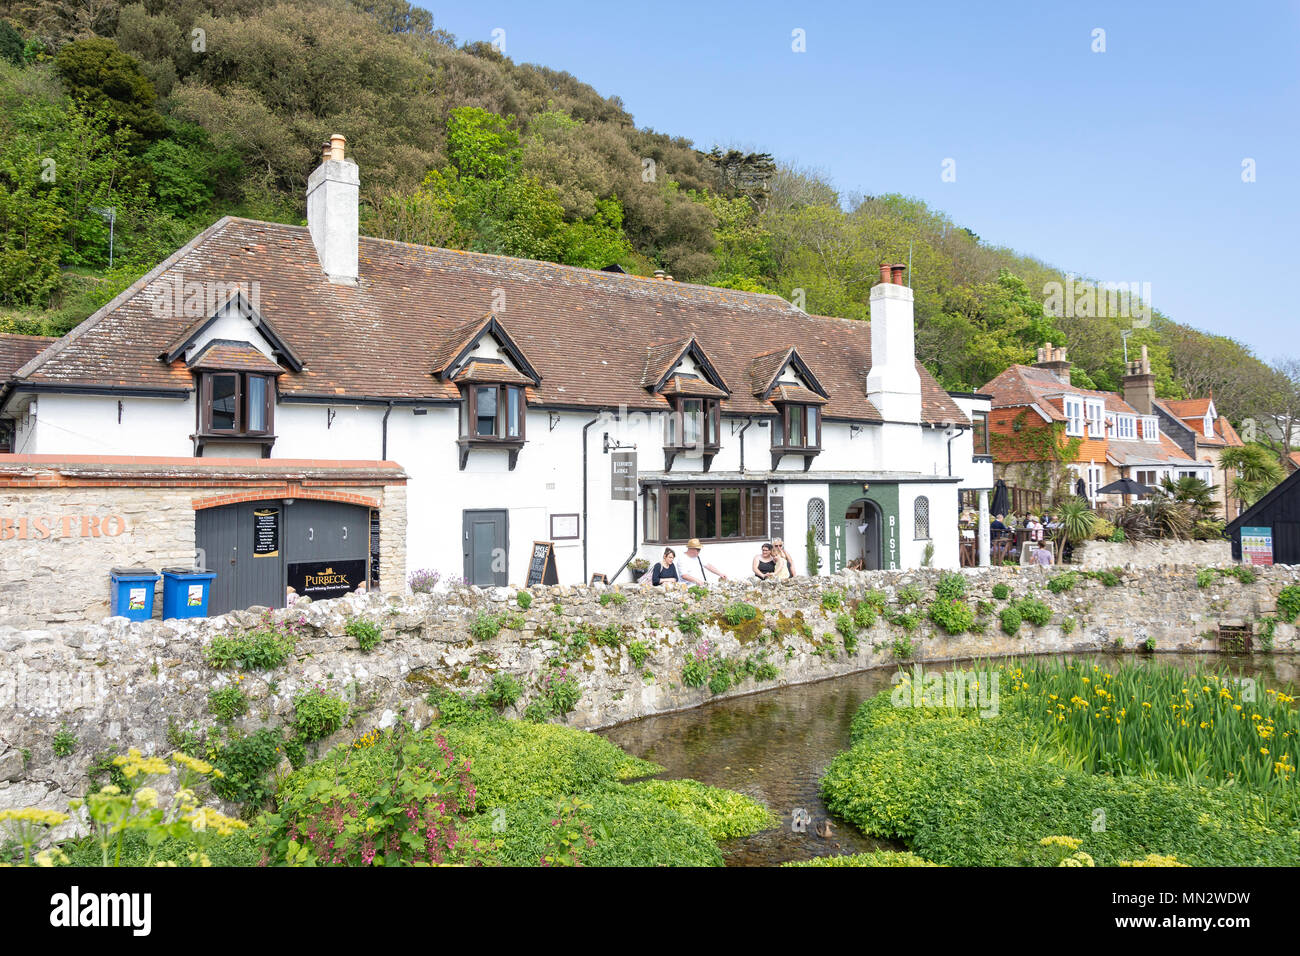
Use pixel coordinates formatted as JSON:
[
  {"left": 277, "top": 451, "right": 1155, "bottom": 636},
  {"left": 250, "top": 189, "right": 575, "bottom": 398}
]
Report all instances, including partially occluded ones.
[{"left": 600, "top": 652, "right": 1300, "bottom": 867}]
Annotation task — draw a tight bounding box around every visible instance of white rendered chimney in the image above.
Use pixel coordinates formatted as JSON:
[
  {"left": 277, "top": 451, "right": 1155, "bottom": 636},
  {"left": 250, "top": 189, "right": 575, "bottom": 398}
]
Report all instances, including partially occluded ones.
[
  {"left": 307, "top": 133, "right": 359, "bottom": 285},
  {"left": 865, "top": 263, "right": 921, "bottom": 423}
]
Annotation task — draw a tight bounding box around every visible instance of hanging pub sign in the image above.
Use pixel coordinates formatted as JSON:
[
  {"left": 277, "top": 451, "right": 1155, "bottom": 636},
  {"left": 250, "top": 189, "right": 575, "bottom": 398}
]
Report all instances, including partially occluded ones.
[
  {"left": 287, "top": 559, "right": 366, "bottom": 601},
  {"left": 253, "top": 508, "right": 280, "bottom": 557},
  {"left": 611, "top": 451, "right": 637, "bottom": 501},
  {"left": 526, "top": 541, "right": 559, "bottom": 586},
  {"left": 1240, "top": 526, "right": 1274, "bottom": 566}
]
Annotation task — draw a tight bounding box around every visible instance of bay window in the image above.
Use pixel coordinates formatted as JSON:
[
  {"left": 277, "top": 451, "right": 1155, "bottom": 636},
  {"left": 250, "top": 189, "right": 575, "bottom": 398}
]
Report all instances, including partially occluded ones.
[
  {"left": 971, "top": 409, "right": 990, "bottom": 457},
  {"left": 773, "top": 404, "right": 821, "bottom": 451},
  {"left": 199, "top": 372, "right": 275, "bottom": 438},
  {"left": 457, "top": 383, "right": 526, "bottom": 470},
  {"left": 665, "top": 397, "right": 719, "bottom": 450},
  {"left": 644, "top": 482, "right": 766, "bottom": 544}
]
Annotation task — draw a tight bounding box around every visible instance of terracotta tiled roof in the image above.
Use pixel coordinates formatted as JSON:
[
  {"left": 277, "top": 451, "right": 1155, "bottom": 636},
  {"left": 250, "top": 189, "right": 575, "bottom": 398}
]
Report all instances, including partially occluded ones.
[
  {"left": 187, "top": 340, "right": 285, "bottom": 375},
  {"left": 982, "top": 365, "right": 1141, "bottom": 421},
  {"left": 452, "top": 359, "right": 535, "bottom": 386},
  {"left": 659, "top": 375, "right": 730, "bottom": 399},
  {"left": 1162, "top": 398, "right": 1212, "bottom": 419},
  {"left": 748, "top": 347, "right": 794, "bottom": 395},
  {"left": 770, "top": 384, "right": 828, "bottom": 405},
  {"left": 430, "top": 316, "right": 492, "bottom": 377},
  {"left": 641, "top": 338, "right": 694, "bottom": 389},
  {"left": 0, "top": 333, "right": 57, "bottom": 379},
  {"left": 12, "top": 217, "right": 964, "bottom": 426},
  {"left": 1217, "top": 416, "right": 1242, "bottom": 446}
]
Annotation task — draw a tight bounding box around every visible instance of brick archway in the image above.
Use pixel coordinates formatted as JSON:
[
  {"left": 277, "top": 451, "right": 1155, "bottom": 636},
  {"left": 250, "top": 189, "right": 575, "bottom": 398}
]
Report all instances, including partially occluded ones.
[{"left": 192, "top": 486, "right": 380, "bottom": 511}]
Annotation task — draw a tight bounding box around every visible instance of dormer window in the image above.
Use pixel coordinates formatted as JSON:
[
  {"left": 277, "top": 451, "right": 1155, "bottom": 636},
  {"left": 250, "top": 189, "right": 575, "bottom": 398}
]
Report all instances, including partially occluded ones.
[
  {"left": 770, "top": 399, "right": 823, "bottom": 470},
  {"left": 1113, "top": 414, "right": 1136, "bottom": 440},
  {"left": 201, "top": 372, "right": 275, "bottom": 437},
  {"left": 666, "top": 395, "right": 720, "bottom": 450},
  {"left": 748, "top": 346, "right": 829, "bottom": 471},
  {"left": 1141, "top": 415, "right": 1160, "bottom": 442},
  {"left": 1084, "top": 398, "right": 1105, "bottom": 438},
  {"left": 455, "top": 377, "right": 529, "bottom": 470},
  {"left": 643, "top": 336, "right": 730, "bottom": 471},
  {"left": 1062, "top": 396, "right": 1084, "bottom": 437}
]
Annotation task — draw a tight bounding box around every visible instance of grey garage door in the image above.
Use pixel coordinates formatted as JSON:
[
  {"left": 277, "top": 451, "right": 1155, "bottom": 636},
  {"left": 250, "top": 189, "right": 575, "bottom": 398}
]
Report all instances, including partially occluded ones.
[{"left": 196, "top": 499, "right": 371, "bottom": 615}]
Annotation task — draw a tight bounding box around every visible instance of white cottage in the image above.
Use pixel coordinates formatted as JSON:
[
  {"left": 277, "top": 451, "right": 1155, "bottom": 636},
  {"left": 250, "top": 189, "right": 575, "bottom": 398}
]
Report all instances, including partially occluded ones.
[{"left": 0, "top": 136, "right": 993, "bottom": 616}]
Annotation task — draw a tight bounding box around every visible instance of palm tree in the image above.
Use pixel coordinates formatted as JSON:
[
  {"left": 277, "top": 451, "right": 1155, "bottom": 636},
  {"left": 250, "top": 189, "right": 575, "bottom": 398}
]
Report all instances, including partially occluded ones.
[
  {"left": 1219, "top": 445, "right": 1285, "bottom": 509},
  {"left": 1158, "top": 474, "right": 1219, "bottom": 520}
]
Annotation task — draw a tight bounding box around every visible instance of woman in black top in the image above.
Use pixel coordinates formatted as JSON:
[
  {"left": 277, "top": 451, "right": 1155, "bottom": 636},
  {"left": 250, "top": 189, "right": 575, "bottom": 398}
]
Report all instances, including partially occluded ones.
[
  {"left": 651, "top": 548, "right": 679, "bottom": 585},
  {"left": 753, "top": 543, "right": 779, "bottom": 579}
]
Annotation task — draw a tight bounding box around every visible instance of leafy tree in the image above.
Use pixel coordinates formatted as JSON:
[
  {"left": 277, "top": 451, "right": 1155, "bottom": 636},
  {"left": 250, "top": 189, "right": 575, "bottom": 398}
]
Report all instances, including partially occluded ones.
[
  {"left": 1219, "top": 444, "right": 1285, "bottom": 508},
  {"left": 0, "top": 19, "right": 25, "bottom": 65},
  {"left": 54, "top": 37, "right": 164, "bottom": 149}
]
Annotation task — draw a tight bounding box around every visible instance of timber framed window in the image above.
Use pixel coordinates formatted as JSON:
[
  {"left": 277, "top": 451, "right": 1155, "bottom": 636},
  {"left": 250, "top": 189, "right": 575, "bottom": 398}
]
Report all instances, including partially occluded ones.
[
  {"left": 663, "top": 395, "right": 721, "bottom": 471},
  {"left": 457, "top": 383, "right": 526, "bottom": 469},
  {"left": 770, "top": 403, "right": 822, "bottom": 470},
  {"left": 197, "top": 372, "right": 275, "bottom": 451},
  {"left": 971, "top": 410, "right": 990, "bottom": 457},
  {"left": 643, "top": 482, "right": 766, "bottom": 544}
]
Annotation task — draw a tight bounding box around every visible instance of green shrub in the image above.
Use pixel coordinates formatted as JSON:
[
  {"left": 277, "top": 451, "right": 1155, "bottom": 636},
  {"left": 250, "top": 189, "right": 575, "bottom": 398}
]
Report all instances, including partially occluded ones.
[
  {"left": 891, "top": 635, "right": 914, "bottom": 659},
  {"left": 1196, "top": 568, "right": 1216, "bottom": 588},
  {"left": 595, "top": 623, "right": 626, "bottom": 647},
  {"left": 346, "top": 616, "right": 382, "bottom": 652},
  {"left": 887, "top": 608, "right": 922, "bottom": 632},
  {"left": 1016, "top": 597, "right": 1053, "bottom": 627},
  {"left": 784, "top": 851, "right": 939, "bottom": 867},
  {"left": 1278, "top": 585, "right": 1300, "bottom": 624},
  {"left": 210, "top": 727, "right": 285, "bottom": 805},
  {"left": 1000, "top": 605, "right": 1023, "bottom": 635},
  {"left": 599, "top": 591, "right": 627, "bottom": 607},
  {"left": 627, "top": 779, "right": 776, "bottom": 841},
  {"left": 516, "top": 591, "right": 533, "bottom": 610},
  {"left": 707, "top": 668, "right": 732, "bottom": 695},
  {"left": 675, "top": 611, "right": 704, "bottom": 636},
  {"left": 896, "top": 585, "right": 923, "bottom": 607},
  {"left": 1046, "top": 572, "right": 1077, "bottom": 594},
  {"left": 627, "top": 640, "right": 650, "bottom": 668},
  {"left": 851, "top": 601, "right": 877, "bottom": 630},
  {"left": 207, "top": 684, "right": 249, "bottom": 723},
  {"left": 934, "top": 571, "right": 966, "bottom": 602},
  {"left": 1143, "top": 636, "right": 1157, "bottom": 652},
  {"left": 1083, "top": 568, "right": 1122, "bottom": 587},
  {"left": 821, "top": 590, "right": 844, "bottom": 611},
  {"left": 927, "top": 598, "right": 974, "bottom": 635},
  {"left": 721, "top": 601, "right": 760, "bottom": 626},
  {"left": 681, "top": 651, "right": 709, "bottom": 688},
  {"left": 991, "top": 583, "right": 1011, "bottom": 601},
  {"left": 537, "top": 666, "right": 582, "bottom": 716},
  {"left": 1060, "top": 616, "right": 1076, "bottom": 635},
  {"left": 860, "top": 589, "right": 888, "bottom": 613},
  {"left": 469, "top": 611, "right": 504, "bottom": 641},
  {"left": 292, "top": 687, "right": 348, "bottom": 742},
  {"left": 52, "top": 725, "right": 77, "bottom": 758},
  {"left": 427, "top": 687, "right": 496, "bottom": 726},
  {"left": 754, "top": 660, "right": 779, "bottom": 682},
  {"left": 835, "top": 614, "right": 858, "bottom": 654},
  {"left": 483, "top": 673, "right": 523, "bottom": 711},
  {"left": 688, "top": 585, "right": 709, "bottom": 601},
  {"left": 205, "top": 617, "right": 300, "bottom": 670}
]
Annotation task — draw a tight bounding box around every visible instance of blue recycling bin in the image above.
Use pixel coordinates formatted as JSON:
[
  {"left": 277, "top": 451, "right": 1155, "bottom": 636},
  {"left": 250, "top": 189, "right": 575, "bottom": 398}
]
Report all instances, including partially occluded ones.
[
  {"left": 109, "top": 567, "right": 160, "bottom": 621},
  {"left": 162, "top": 567, "right": 217, "bottom": 620}
]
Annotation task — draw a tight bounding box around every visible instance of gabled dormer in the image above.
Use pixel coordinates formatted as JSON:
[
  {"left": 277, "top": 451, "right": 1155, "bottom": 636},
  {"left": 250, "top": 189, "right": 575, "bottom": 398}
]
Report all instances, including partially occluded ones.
[
  {"left": 641, "top": 337, "right": 729, "bottom": 472},
  {"left": 750, "top": 346, "right": 829, "bottom": 470},
  {"left": 433, "top": 315, "right": 541, "bottom": 471},
  {"left": 159, "top": 291, "right": 303, "bottom": 457}
]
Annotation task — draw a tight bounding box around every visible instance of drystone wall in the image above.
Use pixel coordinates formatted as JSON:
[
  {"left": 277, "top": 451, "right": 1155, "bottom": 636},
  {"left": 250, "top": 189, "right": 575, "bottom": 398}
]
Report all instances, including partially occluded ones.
[{"left": 3, "top": 562, "right": 1299, "bottom": 827}]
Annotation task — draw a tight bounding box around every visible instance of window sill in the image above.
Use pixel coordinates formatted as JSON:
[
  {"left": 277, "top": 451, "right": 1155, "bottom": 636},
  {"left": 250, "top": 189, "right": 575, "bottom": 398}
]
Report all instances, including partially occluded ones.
[
  {"left": 663, "top": 443, "right": 720, "bottom": 473},
  {"left": 771, "top": 446, "right": 821, "bottom": 471}
]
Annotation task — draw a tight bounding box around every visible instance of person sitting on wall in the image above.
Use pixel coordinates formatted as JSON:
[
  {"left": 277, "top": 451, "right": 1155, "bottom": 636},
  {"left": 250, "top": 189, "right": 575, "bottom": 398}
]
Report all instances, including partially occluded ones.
[
  {"left": 680, "top": 538, "right": 728, "bottom": 584},
  {"left": 1031, "top": 541, "right": 1054, "bottom": 566},
  {"left": 651, "top": 548, "right": 680, "bottom": 585},
  {"left": 771, "top": 538, "right": 795, "bottom": 578},
  {"left": 753, "top": 543, "right": 780, "bottom": 580}
]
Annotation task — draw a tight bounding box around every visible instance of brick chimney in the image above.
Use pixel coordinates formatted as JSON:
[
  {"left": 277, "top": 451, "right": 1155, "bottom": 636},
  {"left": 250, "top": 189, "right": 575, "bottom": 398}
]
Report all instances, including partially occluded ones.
[
  {"left": 307, "top": 133, "right": 359, "bottom": 285},
  {"left": 1123, "top": 344, "right": 1156, "bottom": 415},
  {"left": 866, "top": 263, "right": 921, "bottom": 423},
  {"left": 1034, "top": 342, "right": 1071, "bottom": 385}
]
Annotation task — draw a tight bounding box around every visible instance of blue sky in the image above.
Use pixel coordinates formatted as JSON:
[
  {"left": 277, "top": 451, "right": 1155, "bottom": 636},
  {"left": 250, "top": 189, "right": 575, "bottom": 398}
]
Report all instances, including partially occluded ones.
[{"left": 426, "top": 0, "right": 1299, "bottom": 361}]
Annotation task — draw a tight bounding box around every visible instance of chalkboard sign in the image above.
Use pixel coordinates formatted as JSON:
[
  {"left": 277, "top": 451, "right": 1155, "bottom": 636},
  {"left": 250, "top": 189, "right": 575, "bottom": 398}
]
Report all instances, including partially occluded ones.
[
  {"left": 768, "top": 495, "right": 784, "bottom": 540},
  {"left": 589, "top": 573, "right": 608, "bottom": 585},
  {"left": 526, "top": 541, "right": 559, "bottom": 586},
  {"left": 253, "top": 508, "right": 279, "bottom": 558}
]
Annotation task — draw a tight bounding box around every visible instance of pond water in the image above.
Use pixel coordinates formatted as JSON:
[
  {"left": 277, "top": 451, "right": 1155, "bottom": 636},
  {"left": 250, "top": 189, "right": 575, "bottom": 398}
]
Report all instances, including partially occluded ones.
[{"left": 600, "top": 653, "right": 1300, "bottom": 867}]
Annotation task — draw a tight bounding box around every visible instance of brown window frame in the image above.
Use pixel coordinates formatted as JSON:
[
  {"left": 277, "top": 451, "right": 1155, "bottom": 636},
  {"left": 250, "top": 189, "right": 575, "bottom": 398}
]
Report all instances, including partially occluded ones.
[
  {"left": 772, "top": 403, "right": 822, "bottom": 452},
  {"left": 971, "top": 410, "right": 990, "bottom": 456},
  {"left": 642, "top": 482, "right": 767, "bottom": 544},
  {"left": 664, "top": 396, "right": 720, "bottom": 452},
  {"left": 198, "top": 371, "right": 275, "bottom": 438},
  {"left": 458, "top": 383, "right": 527, "bottom": 442}
]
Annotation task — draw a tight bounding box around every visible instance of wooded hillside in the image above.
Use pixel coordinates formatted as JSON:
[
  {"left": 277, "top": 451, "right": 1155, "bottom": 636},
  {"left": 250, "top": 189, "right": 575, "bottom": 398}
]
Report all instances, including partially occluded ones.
[{"left": 2, "top": 0, "right": 1296, "bottom": 448}]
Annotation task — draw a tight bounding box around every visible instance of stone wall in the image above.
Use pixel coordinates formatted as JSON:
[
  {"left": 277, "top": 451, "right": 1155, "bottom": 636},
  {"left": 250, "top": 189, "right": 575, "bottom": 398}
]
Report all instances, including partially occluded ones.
[
  {"left": 3, "top": 562, "right": 1299, "bottom": 825},
  {"left": 1071, "top": 538, "right": 1233, "bottom": 568}
]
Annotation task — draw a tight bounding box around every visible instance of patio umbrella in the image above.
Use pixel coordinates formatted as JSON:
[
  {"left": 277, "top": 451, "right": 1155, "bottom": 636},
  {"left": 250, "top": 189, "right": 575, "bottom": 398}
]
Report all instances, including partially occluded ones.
[
  {"left": 1074, "top": 478, "right": 1087, "bottom": 498},
  {"left": 1096, "top": 477, "right": 1154, "bottom": 497},
  {"left": 990, "top": 478, "right": 1009, "bottom": 517}
]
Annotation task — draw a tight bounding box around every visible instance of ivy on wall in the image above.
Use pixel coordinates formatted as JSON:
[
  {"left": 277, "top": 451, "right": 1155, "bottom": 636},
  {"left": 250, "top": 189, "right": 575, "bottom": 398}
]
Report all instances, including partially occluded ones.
[{"left": 990, "top": 413, "right": 1084, "bottom": 503}]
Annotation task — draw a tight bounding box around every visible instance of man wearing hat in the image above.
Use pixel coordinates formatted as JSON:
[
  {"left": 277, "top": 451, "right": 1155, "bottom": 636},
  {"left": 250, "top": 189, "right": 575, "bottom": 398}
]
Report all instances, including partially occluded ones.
[{"left": 679, "top": 538, "right": 729, "bottom": 585}]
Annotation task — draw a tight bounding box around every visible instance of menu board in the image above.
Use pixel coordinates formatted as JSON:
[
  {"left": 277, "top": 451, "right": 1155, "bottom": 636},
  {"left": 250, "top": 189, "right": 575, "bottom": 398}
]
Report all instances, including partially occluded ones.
[
  {"left": 253, "top": 508, "right": 279, "bottom": 558},
  {"left": 526, "top": 541, "right": 559, "bottom": 586}
]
